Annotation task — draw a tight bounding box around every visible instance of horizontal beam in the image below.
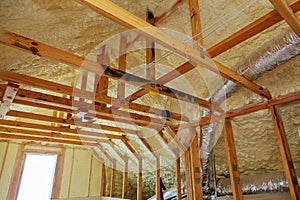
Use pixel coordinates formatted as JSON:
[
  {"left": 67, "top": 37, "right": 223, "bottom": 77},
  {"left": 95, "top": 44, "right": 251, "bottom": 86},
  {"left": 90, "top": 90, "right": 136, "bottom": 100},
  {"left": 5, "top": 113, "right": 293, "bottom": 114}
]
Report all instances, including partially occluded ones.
[
  {"left": 0, "top": 132, "right": 97, "bottom": 146},
  {"left": 74, "top": 0, "right": 271, "bottom": 99},
  {"left": 154, "top": 0, "right": 186, "bottom": 24},
  {"left": 0, "top": 71, "right": 184, "bottom": 121},
  {"left": 0, "top": 119, "right": 123, "bottom": 140}
]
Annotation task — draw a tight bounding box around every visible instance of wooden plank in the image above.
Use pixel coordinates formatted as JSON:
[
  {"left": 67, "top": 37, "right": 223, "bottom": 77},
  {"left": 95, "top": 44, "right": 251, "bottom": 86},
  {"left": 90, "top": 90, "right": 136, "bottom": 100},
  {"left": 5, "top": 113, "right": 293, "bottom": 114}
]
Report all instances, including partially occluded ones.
[
  {"left": 0, "top": 143, "right": 8, "bottom": 180},
  {"left": 155, "top": 156, "right": 161, "bottom": 200},
  {"left": 223, "top": 118, "right": 243, "bottom": 200},
  {"left": 176, "top": 158, "right": 182, "bottom": 200},
  {"left": 117, "top": 34, "right": 127, "bottom": 102},
  {"left": 0, "top": 71, "right": 184, "bottom": 121},
  {"left": 226, "top": 90, "right": 300, "bottom": 118},
  {"left": 68, "top": 149, "right": 75, "bottom": 198},
  {"left": 137, "top": 159, "right": 143, "bottom": 200},
  {"left": 88, "top": 155, "right": 93, "bottom": 197},
  {"left": 122, "top": 159, "right": 128, "bottom": 199},
  {"left": 122, "top": 139, "right": 140, "bottom": 160},
  {"left": 165, "top": 126, "right": 188, "bottom": 153},
  {"left": 0, "top": 119, "right": 123, "bottom": 140},
  {"left": 157, "top": 130, "right": 178, "bottom": 158},
  {"left": 52, "top": 147, "right": 66, "bottom": 199},
  {"left": 0, "top": 133, "right": 98, "bottom": 146},
  {"left": 101, "top": 163, "right": 107, "bottom": 196},
  {"left": 184, "top": 148, "right": 193, "bottom": 199},
  {"left": 188, "top": 0, "right": 203, "bottom": 46},
  {"left": 6, "top": 109, "right": 138, "bottom": 136},
  {"left": 187, "top": 127, "right": 202, "bottom": 200},
  {"left": 110, "top": 160, "right": 117, "bottom": 197},
  {"left": 270, "top": 106, "right": 300, "bottom": 200},
  {"left": 146, "top": 9, "right": 156, "bottom": 82},
  {"left": 269, "top": 0, "right": 300, "bottom": 37},
  {"left": 7, "top": 144, "right": 25, "bottom": 200},
  {"left": 73, "top": 0, "right": 271, "bottom": 99},
  {"left": 154, "top": 0, "right": 186, "bottom": 24}
]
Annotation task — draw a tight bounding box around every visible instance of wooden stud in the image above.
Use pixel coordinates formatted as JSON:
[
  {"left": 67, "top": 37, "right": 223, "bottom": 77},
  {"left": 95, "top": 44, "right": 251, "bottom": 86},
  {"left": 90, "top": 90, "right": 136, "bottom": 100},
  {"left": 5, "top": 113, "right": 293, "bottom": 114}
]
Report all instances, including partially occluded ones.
[
  {"left": 117, "top": 34, "right": 127, "bottom": 103},
  {"left": 7, "top": 144, "right": 25, "bottom": 200},
  {"left": 110, "top": 160, "right": 117, "bottom": 197},
  {"left": 176, "top": 158, "right": 182, "bottom": 200},
  {"left": 0, "top": 142, "right": 8, "bottom": 179},
  {"left": 0, "top": 82, "right": 19, "bottom": 118},
  {"left": 88, "top": 154, "right": 93, "bottom": 197},
  {"left": 52, "top": 147, "right": 66, "bottom": 199},
  {"left": 155, "top": 156, "right": 161, "bottom": 200},
  {"left": 269, "top": 0, "right": 300, "bottom": 37},
  {"left": 137, "top": 159, "right": 143, "bottom": 200},
  {"left": 270, "top": 106, "right": 300, "bottom": 200},
  {"left": 165, "top": 126, "right": 188, "bottom": 153},
  {"left": 122, "top": 158, "right": 128, "bottom": 199},
  {"left": 101, "top": 163, "right": 107, "bottom": 196},
  {"left": 184, "top": 148, "right": 193, "bottom": 199},
  {"left": 223, "top": 118, "right": 243, "bottom": 200}
]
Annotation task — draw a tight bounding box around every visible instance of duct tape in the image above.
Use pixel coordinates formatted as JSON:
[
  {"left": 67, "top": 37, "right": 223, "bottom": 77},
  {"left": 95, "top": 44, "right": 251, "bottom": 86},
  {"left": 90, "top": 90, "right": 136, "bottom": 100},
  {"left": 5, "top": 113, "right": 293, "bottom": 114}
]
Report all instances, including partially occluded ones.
[
  {"left": 288, "top": 160, "right": 294, "bottom": 169},
  {"left": 196, "top": 178, "right": 201, "bottom": 183},
  {"left": 235, "top": 178, "right": 240, "bottom": 185},
  {"left": 198, "top": 45, "right": 205, "bottom": 59},
  {"left": 233, "top": 164, "right": 238, "bottom": 171},
  {"left": 195, "top": 167, "right": 201, "bottom": 173}
]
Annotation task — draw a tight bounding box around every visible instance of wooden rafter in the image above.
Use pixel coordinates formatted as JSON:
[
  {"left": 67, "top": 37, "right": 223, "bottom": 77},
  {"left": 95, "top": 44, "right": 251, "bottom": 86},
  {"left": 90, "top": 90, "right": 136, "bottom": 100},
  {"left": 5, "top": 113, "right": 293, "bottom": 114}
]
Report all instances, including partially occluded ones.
[
  {"left": 269, "top": 0, "right": 300, "bottom": 37},
  {"left": 0, "top": 83, "right": 19, "bottom": 118},
  {"left": 73, "top": 0, "right": 271, "bottom": 99}
]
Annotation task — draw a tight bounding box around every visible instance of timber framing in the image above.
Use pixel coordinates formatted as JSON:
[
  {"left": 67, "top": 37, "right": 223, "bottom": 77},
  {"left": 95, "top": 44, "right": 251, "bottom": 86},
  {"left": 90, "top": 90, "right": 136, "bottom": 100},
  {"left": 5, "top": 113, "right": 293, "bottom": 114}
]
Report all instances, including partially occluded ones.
[{"left": 0, "top": 0, "right": 300, "bottom": 199}]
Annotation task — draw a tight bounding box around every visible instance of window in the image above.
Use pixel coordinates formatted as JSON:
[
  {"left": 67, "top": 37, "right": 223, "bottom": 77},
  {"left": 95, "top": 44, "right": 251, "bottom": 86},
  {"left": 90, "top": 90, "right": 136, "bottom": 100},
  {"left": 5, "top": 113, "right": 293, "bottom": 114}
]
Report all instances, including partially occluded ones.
[{"left": 17, "top": 153, "right": 57, "bottom": 200}]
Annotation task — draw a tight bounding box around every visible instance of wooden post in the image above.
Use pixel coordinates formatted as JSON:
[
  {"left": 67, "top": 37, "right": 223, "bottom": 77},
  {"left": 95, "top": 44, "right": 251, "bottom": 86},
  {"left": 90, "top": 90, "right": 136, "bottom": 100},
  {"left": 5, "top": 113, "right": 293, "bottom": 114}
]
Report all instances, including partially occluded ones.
[
  {"left": 137, "top": 159, "right": 143, "bottom": 200},
  {"left": 188, "top": 128, "right": 203, "bottom": 200},
  {"left": 176, "top": 158, "right": 182, "bottom": 200},
  {"left": 270, "top": 106, "right": 300, "bottom": 200},
  {"left": 117, "top": 34, "right": 127, "bottom": 103},
  {"left": 223, "top": 118, "right": 243, "bottom": 200},
  {"left": 156, "top": 156, "right": 161, "bottom": 200},
  {"left": 101, "top": 163, "right": 106, "bottom": 196},
  {"left": 184, "top": 149, "right": 193, "bottom": 199},
  {"left": 110, "top": 160, "right": 116, "bottom": 197},
  {"left": 122, "top": 159, "right": 128, "bottom": 199}
]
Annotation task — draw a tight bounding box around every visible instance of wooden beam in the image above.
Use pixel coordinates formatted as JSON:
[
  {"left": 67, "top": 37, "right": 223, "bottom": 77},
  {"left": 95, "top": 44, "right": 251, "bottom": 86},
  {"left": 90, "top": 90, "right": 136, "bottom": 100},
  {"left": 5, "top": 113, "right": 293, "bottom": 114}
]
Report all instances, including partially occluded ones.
[
  {"left": 122, "top": 139, "right": 141, "bottom": 160},
  {"left": 0, "top": 71, "right": 184, "bottom": 121},
  {"left": 188, "top": 0, "right": 203, "bottom": 46},
  {"left": 146, "top": 9, "right": 156, "bottom": 82},
  {"left": 165, "top": 126, "right": 188, "bottom": 153},
  {"left": 184, "top": 148, "right": 193, "bottom": 199},
  {"left": 187, "top": 127, "right": 203, "bottom": 200},
  {"left": 155, "top": 156, "right": 161, "bottom": 200},
  {"left": 6, "top": 109, "right": 138, "bottom": 136},
  {"left": 0, "top": 119, "right": 123, "bottom": 140},
  {"left": 122, "top": 158, "right": 128, "bottom": 199},
  {"left": 137, "top": 159, "right": 143, "bottom": 200},
  {"left": 0, "top": 132, "right": 97, "bottom": 146},
  {"left": 176, "top": 158, "right": 182, "bottom": 200},
  {"left": 101, "top": 163, "right": 107, "bottom": 196},
  {"left": 223, "top": 118, "right": 243, "bottom": 200},
  {"left": 157, "top": 130, "right": 178, "bottom": 158},
  {"left": 110, "top": 160, "right": 117, "bottom": 197},
  {"left": 269, "top": 0, "right": 300, "bottom": 37},
  {"left": 74, "top": 0, "right": 272, "bottom": 99},
  {"left": 0, "top": 126, "right": 109, "bottom": 144},
  {"left": 226, "top": 90, "right": 300, "bottom": 118},
  {"left": 154, "top": 0, "right": 186, "bottom": 24},
  {"left": 117, "top": 34, "right": 127, "bottom": 102},
  {"left": 270, "top": 106, "right": 300, "bottom": 200}
]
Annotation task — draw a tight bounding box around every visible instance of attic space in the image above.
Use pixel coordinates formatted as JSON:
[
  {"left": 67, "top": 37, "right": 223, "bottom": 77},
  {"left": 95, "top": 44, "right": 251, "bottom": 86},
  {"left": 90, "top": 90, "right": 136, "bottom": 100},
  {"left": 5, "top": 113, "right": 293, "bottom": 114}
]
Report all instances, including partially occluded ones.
[{"left": 0, "top": 0, "right": 300, "bottom": 200}]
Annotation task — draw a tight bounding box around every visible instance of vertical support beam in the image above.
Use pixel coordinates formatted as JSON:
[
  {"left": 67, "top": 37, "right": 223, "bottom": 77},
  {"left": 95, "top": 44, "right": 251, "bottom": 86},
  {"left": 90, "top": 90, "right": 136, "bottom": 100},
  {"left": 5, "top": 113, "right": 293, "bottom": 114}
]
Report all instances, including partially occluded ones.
[
  {"left": 184, "top": 149, "right": 193, "bottom": 199},
  {"left": 110, "top": 160, "right": 116, "bottom": 197},
  {"left": 97, "top": 45, "right": 109, "bottom": 108},
  {"left": 156, "top": 156, "right": 161, "bottom": 200},
  {"left": 137, "top": 159, "right": 143, "bottom": 200},
  {"left": 270, "top": 106, "right": 300, "bottom": 200},
  {"left": 188, "top": 128, "right": 203, "bottom": 199},
  {"left": 117, "top": 34, "right": 127, "bottom": 102},
  {"left": 101, "top": 163, "right": 106, "bottom": 196},
  {"left": 52, "top": 147, "right": 66, "bottom": 199},
  {"left": 176, "top": 158, "right": 182, "bottom": 200},
  {"left": 188, "top": 0, "right": 203, "bottom": 46},
  {"left": 223, "top": 118, "right": 243, "bottom": 200},
  {"left": 122, "top": 159, "right": 128, "bottom": 199},
  {"left": 146, "top": 9, "right": 155, "bottom": 82}
]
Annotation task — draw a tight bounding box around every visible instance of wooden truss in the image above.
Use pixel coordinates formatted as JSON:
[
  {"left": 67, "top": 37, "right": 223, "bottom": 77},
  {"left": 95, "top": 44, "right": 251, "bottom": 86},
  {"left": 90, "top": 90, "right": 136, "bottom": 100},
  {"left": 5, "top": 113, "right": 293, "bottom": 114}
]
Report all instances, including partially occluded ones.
[{"left": 0, "top": 0, "right": 300, "bottom": 199}]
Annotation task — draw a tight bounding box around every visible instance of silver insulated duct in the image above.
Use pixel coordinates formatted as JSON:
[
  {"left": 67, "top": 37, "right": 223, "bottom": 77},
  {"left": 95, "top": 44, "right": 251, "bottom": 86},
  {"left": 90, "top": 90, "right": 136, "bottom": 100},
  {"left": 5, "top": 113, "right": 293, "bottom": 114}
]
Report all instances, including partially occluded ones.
[{"left": 201, "top": 28, "right": 300, "bottom": 194}]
